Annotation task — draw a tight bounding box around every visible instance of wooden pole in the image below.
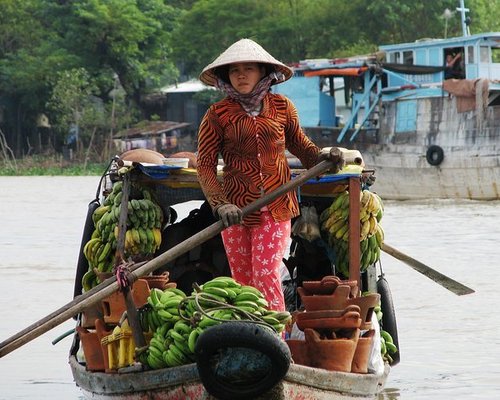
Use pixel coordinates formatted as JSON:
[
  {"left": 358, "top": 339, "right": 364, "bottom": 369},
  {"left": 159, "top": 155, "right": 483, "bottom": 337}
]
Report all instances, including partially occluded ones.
[
  {"left": 0, "top": 160, "right": 335, "bottom": 358},
  {"left": 381, "top": 243, "right": 475, "bottom": 296}
]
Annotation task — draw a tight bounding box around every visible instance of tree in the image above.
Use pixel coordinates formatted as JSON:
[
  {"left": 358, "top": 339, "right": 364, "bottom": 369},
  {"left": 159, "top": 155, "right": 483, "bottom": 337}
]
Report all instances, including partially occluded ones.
[{"left": 55, "top": 0, "right": 181, "bottom": 113}]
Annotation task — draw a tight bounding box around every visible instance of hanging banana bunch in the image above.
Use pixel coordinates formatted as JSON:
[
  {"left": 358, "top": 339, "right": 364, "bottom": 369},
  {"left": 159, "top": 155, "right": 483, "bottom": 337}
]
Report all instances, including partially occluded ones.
[
  {"left": 81, "top": 181, "right": 164, "bottom": 291},
  {"left": 319, "top": 189, "right": 385, "bottom": 277}
]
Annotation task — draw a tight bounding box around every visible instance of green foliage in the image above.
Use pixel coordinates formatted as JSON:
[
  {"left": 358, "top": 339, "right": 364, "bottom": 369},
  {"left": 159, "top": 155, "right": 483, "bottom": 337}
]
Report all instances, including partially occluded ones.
[
  {"left": 1, "top": 0, "right": 500, "bottom": 160},
  {"left": 46, "top": 68, "right": 102, "bottom": 138},
  {"left": 0, "top": 155, "right": 105, "bottom": 176},
  {"left": 192, "top": 89, "right": 225, "bottom": 106}
]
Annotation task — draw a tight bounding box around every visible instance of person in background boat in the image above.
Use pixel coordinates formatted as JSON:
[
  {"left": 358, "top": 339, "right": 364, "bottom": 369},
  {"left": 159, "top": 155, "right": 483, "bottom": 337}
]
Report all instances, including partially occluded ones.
[
  {"left": 445, "top": 52, "right": 463, "bottom": 79},
  {"left": 196, "top": 38, "right": 345, "bottom": 312}
]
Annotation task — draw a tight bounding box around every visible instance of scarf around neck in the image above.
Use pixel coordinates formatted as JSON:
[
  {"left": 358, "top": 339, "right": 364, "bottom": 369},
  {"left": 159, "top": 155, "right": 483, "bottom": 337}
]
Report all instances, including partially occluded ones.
[{"left": 216, "top": 72, "right": 285, "bottom": 113}]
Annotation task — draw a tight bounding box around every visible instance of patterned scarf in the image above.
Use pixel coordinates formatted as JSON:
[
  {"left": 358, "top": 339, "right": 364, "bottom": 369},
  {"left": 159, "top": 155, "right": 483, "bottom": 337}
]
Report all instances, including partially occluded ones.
[{"left": 216, "top": 72, "right": 285, "bottom": 113}]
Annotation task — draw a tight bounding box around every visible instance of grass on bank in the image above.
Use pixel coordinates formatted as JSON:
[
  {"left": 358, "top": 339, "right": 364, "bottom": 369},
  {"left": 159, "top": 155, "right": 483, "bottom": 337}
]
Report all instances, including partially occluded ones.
[{"left": 1, "top": 155, "right": 106, "bottom": 176}]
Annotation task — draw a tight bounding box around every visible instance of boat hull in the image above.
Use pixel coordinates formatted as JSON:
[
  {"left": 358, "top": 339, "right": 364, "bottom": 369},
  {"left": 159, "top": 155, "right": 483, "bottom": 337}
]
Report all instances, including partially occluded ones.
[
  {"left": 305, "top": 94, "right": 500, "bottom": 200},
  {"left": 70, "top": 355, "right": 389, "bottom": 400}
]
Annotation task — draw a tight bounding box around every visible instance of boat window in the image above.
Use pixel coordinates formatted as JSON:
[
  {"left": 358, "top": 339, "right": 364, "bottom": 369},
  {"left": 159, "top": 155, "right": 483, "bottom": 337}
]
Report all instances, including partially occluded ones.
[
  {"left": 403, "top": 51, "right": 413, "bottom": 65},
  {"left": 492, "top": 47, "right": 500, "bottom": 63},
  {"left": 480, "top": 46, "right": 489, "bottom": 63},
  {"left": 389, "top": 52, "right": 400, "bottom": 63},
  {"left": 467, "top": 46, "right": 474, "bottom": 64}
]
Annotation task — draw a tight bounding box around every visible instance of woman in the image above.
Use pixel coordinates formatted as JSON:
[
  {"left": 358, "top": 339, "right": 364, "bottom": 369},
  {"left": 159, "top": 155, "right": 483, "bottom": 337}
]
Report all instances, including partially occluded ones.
[{"left": 197, "top": 38, "right": 344, "bottom": 311}]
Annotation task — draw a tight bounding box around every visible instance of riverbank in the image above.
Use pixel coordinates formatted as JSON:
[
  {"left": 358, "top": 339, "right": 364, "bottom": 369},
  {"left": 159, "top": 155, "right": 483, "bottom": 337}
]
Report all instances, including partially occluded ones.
[{"left": 1, "top": 155, "right": 105, "bottom": 176}]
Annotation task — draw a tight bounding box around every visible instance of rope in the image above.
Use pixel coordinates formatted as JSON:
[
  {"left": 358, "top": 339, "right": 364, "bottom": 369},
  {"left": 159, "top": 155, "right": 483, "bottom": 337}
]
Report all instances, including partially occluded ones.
[{"left": 178, "top": 289, "right": 277, "bottom": 332}]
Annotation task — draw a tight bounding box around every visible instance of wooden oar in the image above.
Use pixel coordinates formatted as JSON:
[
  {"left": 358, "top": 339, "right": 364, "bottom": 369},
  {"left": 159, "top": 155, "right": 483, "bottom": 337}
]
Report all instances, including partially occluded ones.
[
  {"left": 382, "top": 243, "right": 475, "bottom": 296},
  {"left": 0, "top": 159, "right": 335, "bottom": 358}
]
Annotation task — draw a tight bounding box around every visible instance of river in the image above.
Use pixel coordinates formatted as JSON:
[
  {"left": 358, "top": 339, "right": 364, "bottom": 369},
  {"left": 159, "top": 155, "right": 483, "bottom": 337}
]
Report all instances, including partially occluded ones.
[{"left": 0, "top": 176, "right": 498, "bottom": 399}]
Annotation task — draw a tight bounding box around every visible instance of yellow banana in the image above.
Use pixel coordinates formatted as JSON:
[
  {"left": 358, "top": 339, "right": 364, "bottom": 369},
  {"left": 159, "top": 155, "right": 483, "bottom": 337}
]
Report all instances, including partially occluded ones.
[
  {"left": 375, "top": 224, "right": 385, "bottom": 246},
  {"left": 335, "top": 223, "right": 349, "bottom": 240},
  {"left": 360, "top": 220, "right": 370, "bottom": 240},
  {"left": 152, "top": 228, "right": 162, "bottom": 248},
  {"left": 368, "top": 215, "right": 378, "bottom": 236}
]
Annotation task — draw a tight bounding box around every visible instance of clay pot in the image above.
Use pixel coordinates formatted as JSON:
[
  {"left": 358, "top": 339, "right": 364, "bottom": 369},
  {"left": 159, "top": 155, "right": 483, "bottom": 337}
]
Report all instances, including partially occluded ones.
[
  {"left": 295, "top": 305, "right": 360, "bottom": 321},
  {"left": 141, "top": 272, "right": 171, "bottom": 290},
  {"left": 286, "top": 339, "right": 310, "bottom": 366},
  {"left": 101, "top": 279, "right": 150, "bottom": 324},
  {"left": 302, "top": 276, "right": 358, "bottom": 296},
  {"left": 81, "top": 303, "right": 104, "bottom": 329},
  {"left": 351, "top": 329, "right": 375, "bottom": 374},
  {"left": 295, "top": 307, "right": 361, "bottom": 331},
  {"left": 94, "top": 319, "right": 114, "bottom": 372},
  {"left": 298, "top": 286, "right": 380, "bottom": 330},
  {"left": 305, "top": 328, "right": 359, "bottom": 372},
  {"left": 348, "top": 294, "right": 380, "bottom": 330},
  {"left": 77, "top": 324, "right": 107, "bottom": 371},
  {"left": 298, "top": 285, "right": 352, "bottom": 311}
]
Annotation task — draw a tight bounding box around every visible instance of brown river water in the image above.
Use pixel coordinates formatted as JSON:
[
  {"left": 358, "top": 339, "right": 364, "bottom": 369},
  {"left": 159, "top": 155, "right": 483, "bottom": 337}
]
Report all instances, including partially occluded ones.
[{"left": 0, "top": 176, "right": 498, "bottom": 399}]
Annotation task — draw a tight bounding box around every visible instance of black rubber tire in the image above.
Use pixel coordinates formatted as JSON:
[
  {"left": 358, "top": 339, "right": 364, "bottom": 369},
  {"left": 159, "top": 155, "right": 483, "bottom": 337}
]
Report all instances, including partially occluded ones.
[
  {"left": 195, "top": 321, "right": 291, "bottom": 400},
  {"left": 377, "top": 275, "right": 400, "bottom": 366},
  {"left": 426, "top": 145, "right": 444, "bottom": 166},
  {"left": 73, "top": 199, "right": 100, "bottom": 298}
]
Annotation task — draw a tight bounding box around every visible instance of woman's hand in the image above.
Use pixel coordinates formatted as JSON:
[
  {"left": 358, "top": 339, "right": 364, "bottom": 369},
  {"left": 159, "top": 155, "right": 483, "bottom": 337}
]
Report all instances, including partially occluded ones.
[
  {"left": 216, "top": 203, "right": 243, "bottom": 227},
  {"left": 317, "top": 147, "right": 346, "bottom": 174}
]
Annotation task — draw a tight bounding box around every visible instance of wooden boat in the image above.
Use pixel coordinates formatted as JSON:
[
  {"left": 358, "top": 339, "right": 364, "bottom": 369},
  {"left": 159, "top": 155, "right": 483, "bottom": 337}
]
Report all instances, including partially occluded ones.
[
  {"left": 69, "top": 356, "right": 390, "bottom": 400},
  {"left": 68, "top": 155, "right": 397, "bottom": 400},
  {"left": 274, "top": 1, "right": 500, "bottom": 200}
]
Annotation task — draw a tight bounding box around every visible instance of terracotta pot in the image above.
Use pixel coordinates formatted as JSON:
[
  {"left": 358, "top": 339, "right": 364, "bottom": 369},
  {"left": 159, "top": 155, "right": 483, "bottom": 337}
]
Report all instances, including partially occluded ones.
[
  {"left": 286, "top": 339, "right": 310, "bottom": 366},
  {"left": 101, "top": 279, "right": 150, "bottom": 324},
  {"left": 81, "top": 303, "right": 104, "bottom": 329},
  {"left": 304, "top": 328, "right": 359, "bottom": 372},
  {"left": 141, "top": 272, "right": 171, "bottom": 290},
  {"left": 295, "top": 305, "right": 360, "bottom": 322},
  {"left": 348, "top": 294, "right": 380, "bottom": 330},
  {"left": 297, "top": 285, "right": 352, "bottom": 311},
  {"left": 95, "top": 319, "right": 114, "bottom": 372},
  {"left": 351, "top": 329, "right": 375, "bottom": 374},
  {"left": 302, "top": 276, "right": 358, "bottom": 296},
  {"left": 298, "top": 286, "right": 380, "bottom": 330},
  {"left": 76, "top": 326, "right": 106, "bottom": 371},
  {"left": 296, "top": 309, "right": 361, "bottom": 331}
]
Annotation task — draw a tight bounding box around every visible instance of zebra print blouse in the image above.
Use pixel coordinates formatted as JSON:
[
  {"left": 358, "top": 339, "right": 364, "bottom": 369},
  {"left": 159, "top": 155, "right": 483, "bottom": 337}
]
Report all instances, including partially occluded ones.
[{"left": 197, "top": 92, "right": 320, "bottom": 227}]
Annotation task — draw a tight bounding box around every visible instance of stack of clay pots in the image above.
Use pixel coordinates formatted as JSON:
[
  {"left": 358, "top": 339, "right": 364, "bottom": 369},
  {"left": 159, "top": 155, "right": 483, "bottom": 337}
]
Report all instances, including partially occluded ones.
[
  {"left": 77, "top": 272, "right": 172, "bottom": 372},
  {"left": 286, "top": 276, "right": 380, "bottom": 373}
]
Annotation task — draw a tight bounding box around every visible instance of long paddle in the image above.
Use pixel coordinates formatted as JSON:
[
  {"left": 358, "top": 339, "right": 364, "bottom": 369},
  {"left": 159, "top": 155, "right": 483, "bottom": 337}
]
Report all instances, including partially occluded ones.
[
  {"left": 381, "top": 243, "right": 475, "bottom": 296},
  {"left": 0, "top": 159, "right": 336, "bottom": 358}
]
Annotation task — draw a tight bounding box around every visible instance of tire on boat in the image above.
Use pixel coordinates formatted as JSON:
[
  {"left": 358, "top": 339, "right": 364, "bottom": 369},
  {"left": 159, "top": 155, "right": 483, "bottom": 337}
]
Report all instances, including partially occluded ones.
[
  {"left": 425, "top": 145, "right": 444, "bottom": 166},
  {"left": 377, "top": 275, "right": 400, "bottom": 366},
  {"left": 194, "top": 321, "right": 291, "bottom": 400}
]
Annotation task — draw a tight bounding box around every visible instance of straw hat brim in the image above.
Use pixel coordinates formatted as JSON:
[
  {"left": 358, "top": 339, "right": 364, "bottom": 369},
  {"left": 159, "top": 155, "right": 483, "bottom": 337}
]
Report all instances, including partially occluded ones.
[{"left": 199, "top": 38, "right": 293, "bottom": 87}]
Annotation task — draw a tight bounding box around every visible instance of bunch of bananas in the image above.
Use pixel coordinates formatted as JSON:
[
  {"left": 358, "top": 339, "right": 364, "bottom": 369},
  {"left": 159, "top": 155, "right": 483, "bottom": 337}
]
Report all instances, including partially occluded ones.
[
  {"left": 319, "top": 190, "right": 385, "bottom": 277},
  {"left": 370, "top": 296, "right": 398, "bottom": 364},
  {"left": 81, "top": 181, "right": 164, "bottom": 291},
  {"left": 140, "top": 277, "right": 292, "bottom": 370}
]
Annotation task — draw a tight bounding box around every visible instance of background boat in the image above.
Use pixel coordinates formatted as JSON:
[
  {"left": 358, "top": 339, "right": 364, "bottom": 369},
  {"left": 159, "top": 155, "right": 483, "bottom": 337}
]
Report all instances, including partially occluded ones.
[{"left": 274, "top": 2, "right": 500, "bottom": 200}]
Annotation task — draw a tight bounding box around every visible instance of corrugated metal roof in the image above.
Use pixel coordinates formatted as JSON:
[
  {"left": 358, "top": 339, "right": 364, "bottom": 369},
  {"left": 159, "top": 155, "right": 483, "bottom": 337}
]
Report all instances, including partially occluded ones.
[
  {"left": 114, "top": 121, "right": 191, "bottom": 138},
  {"left": 161, "top": 79, "right": 214, "bottom": 93}
]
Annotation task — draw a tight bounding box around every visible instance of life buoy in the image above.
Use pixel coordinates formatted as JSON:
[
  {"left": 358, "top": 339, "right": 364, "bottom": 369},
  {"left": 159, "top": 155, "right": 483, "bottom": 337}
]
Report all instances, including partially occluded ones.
[
  {"left": 377, "top": 275, "right": 400, "bottom": 366},
  {"left": 195, "top": 321, "right": 291, "bottom": 400},
  {"left": 426, "top": 145, "right": 444, "bottom": 166}
]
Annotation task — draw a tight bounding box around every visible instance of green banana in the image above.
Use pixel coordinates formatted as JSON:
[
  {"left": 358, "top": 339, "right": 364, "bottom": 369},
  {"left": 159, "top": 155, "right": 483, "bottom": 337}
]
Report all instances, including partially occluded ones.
[{"left": 187, "top": 329, "right": 200, "bottom": 353}]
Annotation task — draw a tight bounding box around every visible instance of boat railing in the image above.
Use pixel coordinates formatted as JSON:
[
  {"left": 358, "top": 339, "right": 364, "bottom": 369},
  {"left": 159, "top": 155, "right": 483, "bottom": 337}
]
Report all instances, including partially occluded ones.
[{"left": 337, "top": 67, "right": 382, "bottom": 143}]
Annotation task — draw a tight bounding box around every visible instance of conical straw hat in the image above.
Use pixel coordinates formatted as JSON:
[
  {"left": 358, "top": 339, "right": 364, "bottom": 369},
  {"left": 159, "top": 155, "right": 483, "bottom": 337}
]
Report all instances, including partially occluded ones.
[{"left": 199, "top": 38, "right": 293, "bottom": 86}]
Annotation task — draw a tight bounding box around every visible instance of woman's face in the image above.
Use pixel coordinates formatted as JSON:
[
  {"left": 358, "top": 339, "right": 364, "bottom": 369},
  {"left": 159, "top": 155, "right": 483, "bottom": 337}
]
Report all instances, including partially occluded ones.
[{"left": 228, "top": 62, "right": 266, "bottom": 94}]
